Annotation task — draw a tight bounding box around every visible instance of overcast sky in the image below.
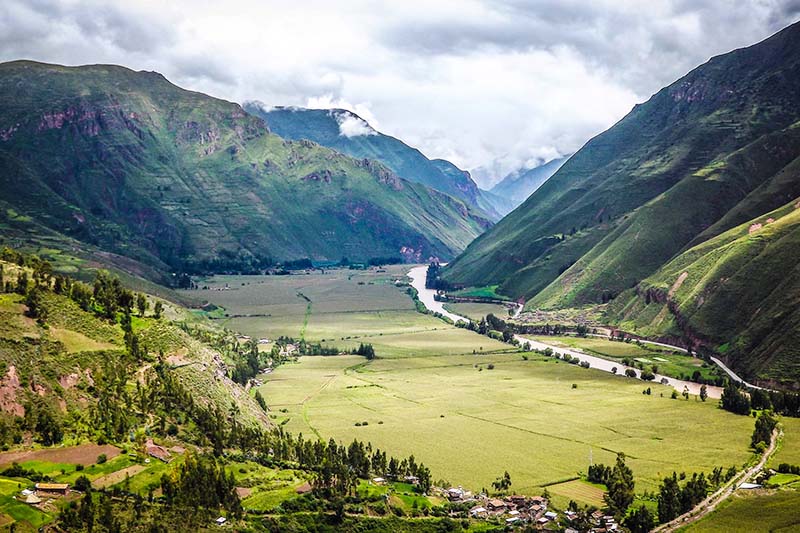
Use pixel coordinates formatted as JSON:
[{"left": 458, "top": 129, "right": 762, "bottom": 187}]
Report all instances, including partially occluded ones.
[{"left": 2, "top": 1, "right": 799, "bottom": 186}]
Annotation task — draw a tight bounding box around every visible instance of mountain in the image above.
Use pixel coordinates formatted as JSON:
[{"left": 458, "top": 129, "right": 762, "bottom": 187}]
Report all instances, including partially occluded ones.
[
  {"left": 0, "top": 61, "right": 491, "bottom": 277},
  {"left": 443, "top": 22, "right": 800, "bottom": 383},
  {"left": 607, "top": 198, "right": 800, "bottom": 388},
  {"left": 244, "top": 104, "right": 502, "bottom": 220},
  {"left": 489, "top": 156, "right": 569, "bottom": 209}
]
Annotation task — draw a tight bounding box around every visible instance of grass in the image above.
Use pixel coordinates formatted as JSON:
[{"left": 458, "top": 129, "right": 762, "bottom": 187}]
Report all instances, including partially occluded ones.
[
  {"left": 528, "top": 335, "right": 721, "bottom": 382},
  {"left": 443, "top": 302, "right": 512, "bottom": 321},
  {"left": 766, "top": 473, "right": 800, "bottom": 487},
  {"left": 547, "top": 479, "right": 606, "bottom": 508},
  {"left": 681, "top": 489, "right": 800, "bottom": 532},
  {"left": 228, "top": 461, "right": 309, "bottom": 512},
  {"left": 772, "top": 417, "right": 800, "bottom": 467},
  {"left": 260, "top": 351, "right": 754, "bottom": 498},
  {"left": 0, "top": 477, "right": 52, "bottom": 529},
  {"left": 199, "top": 269, "right": 757, "bottom": 507},
  {"left": 449, "top": 285, "right": 509, "bottom": 300}
]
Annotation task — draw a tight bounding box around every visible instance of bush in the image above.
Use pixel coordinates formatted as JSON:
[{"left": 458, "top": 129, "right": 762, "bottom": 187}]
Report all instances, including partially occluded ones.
[
  {"left": 97, "top": 454, "right": 107, "bottom": 464},
  {"left": 572, "top": 384, "right": 578, "bottom": 389},
  {"left": 625, "top": 368, "right": 637, "bottom": 378}
]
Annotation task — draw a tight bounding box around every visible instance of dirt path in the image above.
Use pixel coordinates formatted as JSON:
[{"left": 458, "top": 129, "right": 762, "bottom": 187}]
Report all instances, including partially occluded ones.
[{"left": 653, "top": 428, "right": 781, "bottom": 532}]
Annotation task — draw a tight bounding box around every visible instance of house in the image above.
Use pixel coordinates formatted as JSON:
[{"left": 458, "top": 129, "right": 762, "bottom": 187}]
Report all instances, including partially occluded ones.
[
  {"left": 258, "top": 338, "right": 270, "bottom": 344},
  {"left": 469, "top": 506, "right": 487, "bottom": 517},
  {"left": 545, "top": 511, "right": 558, "bottom": 520},
  {"left": 565, "top": 510, "right": 577, "bottom": 521},
  {"left": 146, "top": 439, "right": 172, "bottom": 462},
  {"left": 215, "top": 516, "right": 227, "bottom": 525},
  {"left": 20, "top": 489, "right": 33, "bottom": 497},
  {"left": 372, "top": 477, "right": 386, "bottom": 485},
  {"left": 24, "top": 493, "right": 42, "bottom": 505},
  {"left": 739, "top": 482, "right": 762, "bottom": 489},
  {"left": 510, "top": 495, "right": 527, "bottom": 505},
  {"left": 35, "top": 483, "right": 69, "bottom": 496},
  {"left": 506, "top": 517, "right": 520, "bottom": 524},
  {"left": 447, "top": 487, "right": 465, "bottom": 500},
  {"left": 508, "top": 510, "right": 520, "bottom": 517},
  {"left": 537, "top": 517, "right": 549, "bottom": 524},
  {"left": 487, "top": 498, "right": 506, "bottom": 511},
  {"left": 404, "top": 475, "right": 419, "bottom": 484}
]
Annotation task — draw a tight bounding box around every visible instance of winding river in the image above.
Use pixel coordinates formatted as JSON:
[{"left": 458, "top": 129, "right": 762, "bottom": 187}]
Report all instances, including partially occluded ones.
[{"left": 407, "top": 264, "right": 724, "bottom": 399}]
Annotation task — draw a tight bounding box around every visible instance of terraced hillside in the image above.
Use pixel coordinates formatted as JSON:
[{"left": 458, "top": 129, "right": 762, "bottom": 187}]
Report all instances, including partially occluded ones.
[
  {"left": 444, "top": 21, "right": 800, "bottom": 304},
  {"left": 0, "top": 61, "right": 490, "bottom": 278},
  {"left": 442, "top": 22, "right": 800, "bottom": 383},
  {"left": 608, "top": 198, "right": 800, "bottom": 387}
]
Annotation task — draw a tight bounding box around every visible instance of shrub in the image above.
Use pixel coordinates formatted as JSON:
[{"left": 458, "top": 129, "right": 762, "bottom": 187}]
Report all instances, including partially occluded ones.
[{"left": 97, "top": 454, "right": 107, "bottom": 464}]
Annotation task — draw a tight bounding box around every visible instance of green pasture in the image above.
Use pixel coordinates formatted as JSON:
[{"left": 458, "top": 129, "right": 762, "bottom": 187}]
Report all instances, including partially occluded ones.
[
  {"left": 260, "top": 352, "right": 754, "bottom": 498},
  {"left": 682, "top": 489, "right": 800, "bottom": 532}
]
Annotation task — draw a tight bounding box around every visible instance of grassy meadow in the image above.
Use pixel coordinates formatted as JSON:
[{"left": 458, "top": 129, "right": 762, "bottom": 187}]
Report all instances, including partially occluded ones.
[
  {"left": 188, "top": 265, "right": 781, "bottom": 508},
  {"left": 682, "top": 489, "right": 800, "bottom": 532}
]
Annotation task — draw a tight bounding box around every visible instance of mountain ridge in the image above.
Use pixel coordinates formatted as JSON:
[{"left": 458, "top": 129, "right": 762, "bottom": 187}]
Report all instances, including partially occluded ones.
[{"left": 0, "top": 60, "right": 490, "bottom": 279}]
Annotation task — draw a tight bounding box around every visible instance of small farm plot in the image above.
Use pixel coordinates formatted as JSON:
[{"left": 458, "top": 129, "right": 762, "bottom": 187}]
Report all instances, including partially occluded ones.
[{"left": 546, "top": 479, "right": 606, "bottom": 508}]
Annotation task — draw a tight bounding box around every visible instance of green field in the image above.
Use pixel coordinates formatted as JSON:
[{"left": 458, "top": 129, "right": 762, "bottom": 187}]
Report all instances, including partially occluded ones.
[
  {"left": 773, "top": 417, "right": 800, "bottom": 467},
  {"left": 443, "top": 302, "right": 512, "bottom": 321},
  {"left": 194, "top": 267, "right": 759, "bottom": 506},
  {"left": 529, "top": 335, "right": 721, "bottom": 382},
  {"left": 259, "top": 351, "right": 754, "bottom": 497},
  {"left": 682, "top": 489, "right": 800, "bottom": 532},
  {"left": 547, "top": 479, "right": 606, "bottom": 508}
]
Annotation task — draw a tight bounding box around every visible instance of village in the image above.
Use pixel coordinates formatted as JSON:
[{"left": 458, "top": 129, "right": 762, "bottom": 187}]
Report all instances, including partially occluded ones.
[{"left": 364, "top": 476, "right": 621, "bottom": 532}]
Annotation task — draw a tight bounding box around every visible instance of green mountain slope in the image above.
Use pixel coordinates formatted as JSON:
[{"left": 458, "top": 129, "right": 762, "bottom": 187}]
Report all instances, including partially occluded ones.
[
  {"left": 0, "top": 61, "right": 490, "bottom": 277},
  {"left": 244, "top": 104, "right": 501, "bottom": 220},
  {"left": 444, "top": 21, "right": 800, "bottom": 310},
  {"left": 489, "top": 156, "right": 569, "bottom": 208},
  {"left": 607, "top": 198, "right": 800, "bottom": 388}
]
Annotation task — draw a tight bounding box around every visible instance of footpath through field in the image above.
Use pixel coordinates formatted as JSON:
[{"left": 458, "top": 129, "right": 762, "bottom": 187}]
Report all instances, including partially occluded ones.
[
  {"left": 408, "top": 266, "right": 723, "bottom": 399},
  {"left": 653, "top": 428, "right": 781, "bottom": 532}
]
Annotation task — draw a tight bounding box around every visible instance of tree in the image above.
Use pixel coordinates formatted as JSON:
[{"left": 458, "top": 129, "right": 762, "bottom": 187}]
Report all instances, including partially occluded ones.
[
  {"left": 136, "top": 293, "right": 149, "bottom": 317},
  {"left": 751, "top": 410, "right": 777, "bottom": 449},
  {"left": 492, "top": 471, "right": 512, "bottom": 493},
  {"left": 74, "top": 475, "right": 92, "bottom": 492},
  {"left": 720, "top": 380, "right": 751, "bottom": 415},
  {"left": 25, "top": 286, "right": 47, "bottom": 323},
  {"left": 700, "top": 384, "right": 708, "bottom": 402},
  {"left": 14, "top": 271, "right": 29, "bottom": 295},
  {"left": 625, "top": 505, "right": 655, "bottom": 533},
  {"left": 604, "top": 453, "right": 635, "bottom": 517},
  {"left": 153, "top": 301, "right": 164, "bottom": 319},
  {"left": 657, "top": 473, "right": 682, "bottom": 523},
  {"left": 254, "top": 389, "right": 267, "bottom": 412}
]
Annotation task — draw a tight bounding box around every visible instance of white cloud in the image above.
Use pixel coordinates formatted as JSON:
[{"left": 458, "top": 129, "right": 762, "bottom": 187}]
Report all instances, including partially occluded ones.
[
  {"left": 1, "top": 0, "right": 798, "bottom": 186},
  {"left": 333, "top": 112, "right": 377, "bottom": 137}
]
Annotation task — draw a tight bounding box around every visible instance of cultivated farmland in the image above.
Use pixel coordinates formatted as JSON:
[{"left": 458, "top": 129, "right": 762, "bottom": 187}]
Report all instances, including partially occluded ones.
[{"left": 191, "top": 266, "right": 763, "bottom": 506}]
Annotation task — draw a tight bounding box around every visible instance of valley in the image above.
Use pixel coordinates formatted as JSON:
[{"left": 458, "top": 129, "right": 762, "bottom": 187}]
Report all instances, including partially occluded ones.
[
  {"left": 0, "top": 9, "right": 799, "bottom": 532},
  {"left": 187, "top": 266, "right": 763, "bottom": 504}
]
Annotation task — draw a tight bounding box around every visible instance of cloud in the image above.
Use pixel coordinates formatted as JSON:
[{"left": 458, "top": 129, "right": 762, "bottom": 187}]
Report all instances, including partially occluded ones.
[
  {"left": 332, "top": 112, "right": 377, "bottom": 138},
  {"left": 0, "top": 0, "right": 798, "bottom": 186}
]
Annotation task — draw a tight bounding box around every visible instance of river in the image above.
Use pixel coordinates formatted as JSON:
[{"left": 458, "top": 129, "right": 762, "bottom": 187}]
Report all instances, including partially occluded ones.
[{"left": 407, "top": 264, "right": 723, "bottom": 399}]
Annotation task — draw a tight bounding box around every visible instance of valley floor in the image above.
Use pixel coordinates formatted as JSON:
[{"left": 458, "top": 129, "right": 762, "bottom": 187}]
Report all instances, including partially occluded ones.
[{"left": 188, "top": 265, "right": 762, "bottom": 506}]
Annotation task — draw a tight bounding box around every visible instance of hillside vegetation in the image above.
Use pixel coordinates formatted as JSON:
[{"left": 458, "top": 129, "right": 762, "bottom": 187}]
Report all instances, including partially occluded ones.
[
  {"left": 246, "top": 104, "right": 500, "bottom": 220},
  {"left": 0, "top": 61, "right": 489, "bottom": 280},
  {"left": 443, "top": 22, "right": 800, "bottom": 384}
]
